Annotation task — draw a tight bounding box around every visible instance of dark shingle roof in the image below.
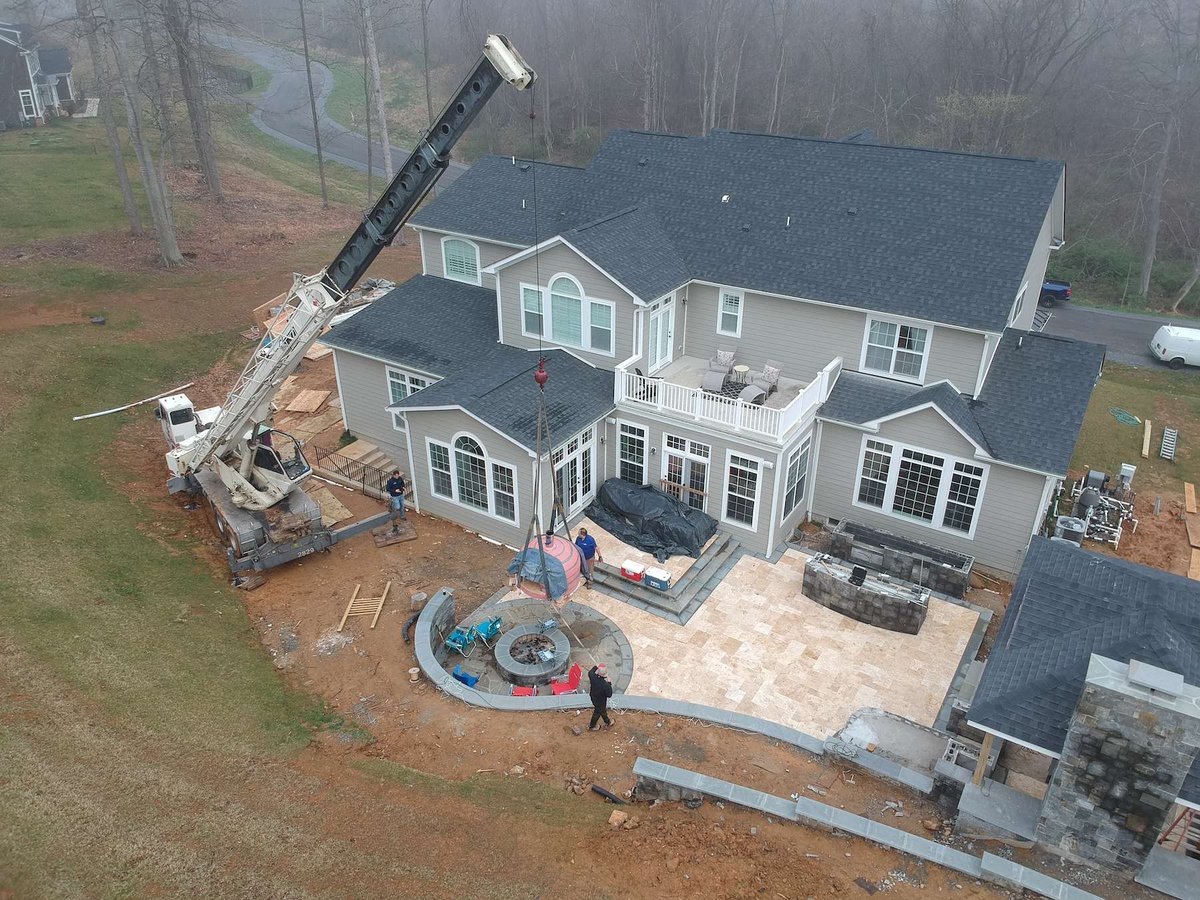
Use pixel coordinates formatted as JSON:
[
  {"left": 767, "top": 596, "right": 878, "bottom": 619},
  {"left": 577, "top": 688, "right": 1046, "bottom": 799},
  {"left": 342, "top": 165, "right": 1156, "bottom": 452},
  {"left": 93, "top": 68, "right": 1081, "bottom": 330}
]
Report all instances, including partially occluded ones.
[
  {"left": 410, "top": 156, "right": 585, "bottom": 246},
  {"left": 970, "top": 537, "right": 1200, "bottom": 804},
  {"left": 413, "top": 129, "right": 1064, "bottom": 331},
  {"left": 38, "top": 47, "right": 70, "bottom": 75},
  {"left": 818, "top": 330, "right": 1104, "bottom": 474},
  {"left": 564, "top": 204, "right": 690, "bottom": 301},
  {"left": 390, "top": 347, "right": 614, "bottom": 450},
  {"left": 322, "top": 275, "right": 613, "bottom": 451},
  {"left": 971, "top": 331, "right": 1105, "bottom": 474},
  {"left": 322, "top": 275, "right": 498, "bottom": 373}
]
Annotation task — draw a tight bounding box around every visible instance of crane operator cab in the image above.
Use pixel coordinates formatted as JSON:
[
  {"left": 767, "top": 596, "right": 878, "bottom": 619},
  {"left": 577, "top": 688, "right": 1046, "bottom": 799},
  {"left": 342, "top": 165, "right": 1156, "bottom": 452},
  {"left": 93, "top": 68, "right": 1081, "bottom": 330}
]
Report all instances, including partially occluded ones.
[{"left": 249, "top": 426, "right": 311, "bottom": 485}]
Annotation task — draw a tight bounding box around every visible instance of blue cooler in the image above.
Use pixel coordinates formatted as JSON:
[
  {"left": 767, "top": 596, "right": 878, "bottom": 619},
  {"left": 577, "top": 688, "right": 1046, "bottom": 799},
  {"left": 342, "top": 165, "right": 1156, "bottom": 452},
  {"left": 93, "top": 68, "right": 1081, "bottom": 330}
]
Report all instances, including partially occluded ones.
[{"left": 644, "top": 565, "right": 672, "bottom": 592}]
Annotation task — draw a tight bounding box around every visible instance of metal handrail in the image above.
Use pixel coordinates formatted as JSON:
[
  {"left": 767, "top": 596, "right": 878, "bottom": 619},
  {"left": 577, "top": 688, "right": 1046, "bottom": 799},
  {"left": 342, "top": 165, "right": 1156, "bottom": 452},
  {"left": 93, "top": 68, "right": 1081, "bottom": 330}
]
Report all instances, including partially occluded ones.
[{"left": 309, "top": 443, "right": 396, "bottom": 500}]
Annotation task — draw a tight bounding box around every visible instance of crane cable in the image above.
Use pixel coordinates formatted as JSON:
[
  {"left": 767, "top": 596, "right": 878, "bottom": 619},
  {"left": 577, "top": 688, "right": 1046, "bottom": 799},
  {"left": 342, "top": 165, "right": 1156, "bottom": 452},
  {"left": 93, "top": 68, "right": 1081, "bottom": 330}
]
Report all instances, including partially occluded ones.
[{"left": 515, "top": 84, "right": 596, "bottom": 667}]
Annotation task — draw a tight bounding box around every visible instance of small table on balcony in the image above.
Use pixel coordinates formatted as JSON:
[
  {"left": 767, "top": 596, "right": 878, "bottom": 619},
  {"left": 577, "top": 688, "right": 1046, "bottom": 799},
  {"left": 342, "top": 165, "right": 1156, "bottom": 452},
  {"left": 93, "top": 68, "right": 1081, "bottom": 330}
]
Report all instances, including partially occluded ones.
[{"left": 732, "top": 364, "right": 751, "bottom": 385}]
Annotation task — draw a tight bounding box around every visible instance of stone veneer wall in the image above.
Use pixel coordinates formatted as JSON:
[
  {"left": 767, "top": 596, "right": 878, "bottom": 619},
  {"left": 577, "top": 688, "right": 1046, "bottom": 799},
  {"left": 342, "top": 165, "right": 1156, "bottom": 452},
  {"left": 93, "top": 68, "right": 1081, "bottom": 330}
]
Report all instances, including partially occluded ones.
[
  {"left": 1037, "top": 655, "right": 1200, "bottom": 873},
  {"left": 830, "top": 520, "right": 972, "bottom": 599},
  {"left": 803, "top": 559, "right": 928, "bottom": 635}
]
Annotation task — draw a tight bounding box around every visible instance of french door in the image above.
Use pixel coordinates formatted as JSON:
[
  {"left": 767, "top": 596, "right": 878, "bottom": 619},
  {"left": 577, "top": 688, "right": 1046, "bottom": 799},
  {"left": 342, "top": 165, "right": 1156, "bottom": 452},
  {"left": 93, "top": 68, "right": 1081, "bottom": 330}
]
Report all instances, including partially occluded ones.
[
  {"left": 553, "top": 427, "right": 595, "bottom": 515},
  {"left": 648, "top": 295, "right": 675, "bottom": 373},
  {"left": 662, "top": 434, "right": 710, "bottom": 511}
]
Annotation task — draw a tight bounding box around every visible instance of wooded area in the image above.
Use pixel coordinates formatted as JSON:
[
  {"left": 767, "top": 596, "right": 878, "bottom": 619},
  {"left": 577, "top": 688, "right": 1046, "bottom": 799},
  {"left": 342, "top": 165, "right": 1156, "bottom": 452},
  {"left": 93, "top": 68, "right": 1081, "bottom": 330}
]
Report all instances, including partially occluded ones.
[{"left": 7, "top": 0, "right": 1200, "bottom": 310}]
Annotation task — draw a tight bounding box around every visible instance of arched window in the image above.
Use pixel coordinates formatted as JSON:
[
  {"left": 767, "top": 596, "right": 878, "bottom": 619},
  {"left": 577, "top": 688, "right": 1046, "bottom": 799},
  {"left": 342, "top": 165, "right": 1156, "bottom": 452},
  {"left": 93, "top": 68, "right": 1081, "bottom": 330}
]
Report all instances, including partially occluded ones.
[
  {"left": 442, "top": 237, "right": 480, "bottom": 284},
  {"left": 549, "top": 275, "right": 583, "bottom": 347},
  {"left": 453, "top": 436, "right": 488, "bottom": 509}
]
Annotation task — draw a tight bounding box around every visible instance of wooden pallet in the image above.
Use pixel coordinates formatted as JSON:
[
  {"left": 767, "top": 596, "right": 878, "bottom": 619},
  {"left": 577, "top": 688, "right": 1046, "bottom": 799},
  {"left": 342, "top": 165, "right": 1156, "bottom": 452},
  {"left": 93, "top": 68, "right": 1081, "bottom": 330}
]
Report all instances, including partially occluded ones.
[
  {"left": 337, "top": 582, "right": 391, "bottom": 632},
  {"left": 372, "top": 519, "right": 418, "bottom": 546}
]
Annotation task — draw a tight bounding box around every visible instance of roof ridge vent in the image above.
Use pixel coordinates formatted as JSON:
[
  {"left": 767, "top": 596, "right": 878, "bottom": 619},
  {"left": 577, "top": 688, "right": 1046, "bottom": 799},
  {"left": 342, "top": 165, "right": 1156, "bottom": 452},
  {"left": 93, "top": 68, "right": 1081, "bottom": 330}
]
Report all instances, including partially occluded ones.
[{"left": 1127, "top": 659, "right": 1185, "bottom": 698}]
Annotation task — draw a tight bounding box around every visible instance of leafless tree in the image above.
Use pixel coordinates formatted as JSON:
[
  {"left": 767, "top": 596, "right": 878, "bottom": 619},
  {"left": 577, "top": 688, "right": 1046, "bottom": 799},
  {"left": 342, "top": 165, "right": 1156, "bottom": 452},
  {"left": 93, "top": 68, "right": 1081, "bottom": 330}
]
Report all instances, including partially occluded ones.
[
  {"left": 159, "top": 0, "right": 223, "bottom": 200},
  {"left": 359, "top": 0, "right": 392, "bottom": 179},
  {"left": 298, "top": 0, "right": 329, "bottom": 207}
]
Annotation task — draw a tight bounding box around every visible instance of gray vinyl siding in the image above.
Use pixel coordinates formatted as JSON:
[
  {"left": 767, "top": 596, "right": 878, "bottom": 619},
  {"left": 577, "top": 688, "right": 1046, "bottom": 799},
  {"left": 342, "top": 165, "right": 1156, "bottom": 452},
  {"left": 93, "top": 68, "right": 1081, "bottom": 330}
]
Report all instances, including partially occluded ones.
[
  {"left": 683, "top": 283, "right": 986, "bottom": 390},
  {"left": 1010, "top": 192, "right": 1058, "bottom": 333},
  {"left": 874, "top": 408, "right": 980, "bottom": 458},
  {"left": 811, "top": 419, "right": 1050, "bottom": 576},
  {"left": 406, "top": 408, "right": 535, "bottom": 549},
  {"left": 331, "top": 349, "right": 412, "bottom": 474},
  {"left": 497, "top": 243, "right": 637, "bottom": 368},
  {"left": 602, "top": 413, "right": 782, "bottom": 556},
  {"left": 415, "top": 227, "right": 516, "bottom": 291},
  {"left": 777, "top": 428, "right": 817, "bottom": 542}
]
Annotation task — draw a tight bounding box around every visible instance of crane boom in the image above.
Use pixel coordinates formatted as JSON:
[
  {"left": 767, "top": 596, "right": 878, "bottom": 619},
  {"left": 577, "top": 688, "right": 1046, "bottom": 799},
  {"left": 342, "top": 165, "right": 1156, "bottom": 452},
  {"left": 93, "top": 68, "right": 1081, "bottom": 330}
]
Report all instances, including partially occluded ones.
[{"left": 166, "top": 35, "right": 535, "bottom": 501}]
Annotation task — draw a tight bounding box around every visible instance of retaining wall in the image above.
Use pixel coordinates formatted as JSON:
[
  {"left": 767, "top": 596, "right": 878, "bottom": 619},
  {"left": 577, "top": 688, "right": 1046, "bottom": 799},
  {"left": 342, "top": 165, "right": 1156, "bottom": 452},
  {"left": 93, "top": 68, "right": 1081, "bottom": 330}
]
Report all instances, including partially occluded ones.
[{"left": 830, "top": 520, "right": 972, "bottom": 598}]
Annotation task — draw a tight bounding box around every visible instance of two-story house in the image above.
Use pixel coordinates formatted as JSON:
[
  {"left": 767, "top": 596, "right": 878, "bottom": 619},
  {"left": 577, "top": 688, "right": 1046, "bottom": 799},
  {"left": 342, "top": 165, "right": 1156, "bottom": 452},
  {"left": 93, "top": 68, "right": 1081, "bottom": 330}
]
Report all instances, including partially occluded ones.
[
  {"left": 324, "top": 129, "right": 1105, "bottom": 577},
  {"left": 1, "top": 22, "right": 73, "bottom": 127}
]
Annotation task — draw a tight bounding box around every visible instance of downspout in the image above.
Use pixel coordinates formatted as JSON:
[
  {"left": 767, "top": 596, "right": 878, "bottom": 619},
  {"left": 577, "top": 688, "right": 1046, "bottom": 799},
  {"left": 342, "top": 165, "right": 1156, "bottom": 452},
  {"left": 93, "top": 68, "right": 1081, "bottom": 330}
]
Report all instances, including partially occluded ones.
[
  {"left": 973, "top": 333, "right": 994, "bottom": 397},
  {"left": 805, "top": 420, "right": 823, "bottom": 519},
  {"left": 403, "top": 414, "right": 420, "bottom": 512}
]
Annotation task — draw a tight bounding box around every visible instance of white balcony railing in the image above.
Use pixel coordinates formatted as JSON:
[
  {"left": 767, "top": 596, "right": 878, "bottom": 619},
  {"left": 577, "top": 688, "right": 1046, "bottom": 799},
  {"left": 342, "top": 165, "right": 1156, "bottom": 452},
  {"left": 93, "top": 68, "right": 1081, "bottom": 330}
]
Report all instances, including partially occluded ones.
[{"left": 616, "top": 357, "right": 842, "bottom": 442}]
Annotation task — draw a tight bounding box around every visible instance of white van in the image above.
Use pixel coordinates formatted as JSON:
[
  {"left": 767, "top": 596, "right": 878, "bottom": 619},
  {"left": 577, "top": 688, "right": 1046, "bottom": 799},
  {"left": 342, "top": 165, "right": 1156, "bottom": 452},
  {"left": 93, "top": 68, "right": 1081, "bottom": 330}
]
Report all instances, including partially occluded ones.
[{"left": 1150, "top": 325, "right": 1200, "bottom": 369}]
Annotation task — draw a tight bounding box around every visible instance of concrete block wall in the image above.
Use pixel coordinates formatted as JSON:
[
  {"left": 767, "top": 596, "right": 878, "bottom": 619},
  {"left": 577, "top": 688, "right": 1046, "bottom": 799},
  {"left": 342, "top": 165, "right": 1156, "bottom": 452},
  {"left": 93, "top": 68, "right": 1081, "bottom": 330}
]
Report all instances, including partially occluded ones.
[
  {"left": 803, "top": 560, "right": 928, "bottom": 634},
  {"left": 1038, "top": 655, "right": 1200, "bottom": 873}
]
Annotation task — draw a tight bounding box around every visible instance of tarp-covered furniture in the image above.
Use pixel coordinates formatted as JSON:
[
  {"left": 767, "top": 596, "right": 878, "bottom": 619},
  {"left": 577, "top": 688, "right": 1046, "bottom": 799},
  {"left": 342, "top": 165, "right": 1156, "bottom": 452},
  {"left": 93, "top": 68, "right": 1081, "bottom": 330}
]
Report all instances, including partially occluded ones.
[{"left": 585, "top": 479, "right": 718, "bottom": 562}]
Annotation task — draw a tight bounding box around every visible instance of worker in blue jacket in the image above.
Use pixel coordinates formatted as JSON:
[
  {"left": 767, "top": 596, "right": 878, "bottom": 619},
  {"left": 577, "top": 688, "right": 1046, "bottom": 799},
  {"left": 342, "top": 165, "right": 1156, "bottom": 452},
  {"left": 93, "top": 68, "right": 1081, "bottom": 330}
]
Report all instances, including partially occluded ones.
[
  {"left": 386, "top": 470, "right": 406, "bottom": 528},
  {"left": 575, "top": 527, "right": 601, "bottom": 585}
]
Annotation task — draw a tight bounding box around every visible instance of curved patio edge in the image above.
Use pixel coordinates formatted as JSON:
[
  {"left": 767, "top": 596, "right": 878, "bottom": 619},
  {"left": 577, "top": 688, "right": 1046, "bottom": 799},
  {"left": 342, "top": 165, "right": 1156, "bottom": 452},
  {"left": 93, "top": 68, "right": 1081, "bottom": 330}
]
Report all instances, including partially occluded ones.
[{"left": 415, "top": 587, "right": 826, "bottom": 755}]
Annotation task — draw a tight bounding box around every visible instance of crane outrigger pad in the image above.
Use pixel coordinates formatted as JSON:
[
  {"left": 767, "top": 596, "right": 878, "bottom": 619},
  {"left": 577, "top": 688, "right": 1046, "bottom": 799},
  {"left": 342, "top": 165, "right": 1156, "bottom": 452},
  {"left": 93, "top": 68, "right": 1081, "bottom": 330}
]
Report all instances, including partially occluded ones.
[{"left": 372, "top": 519, "right": 418, "bottom": 547}]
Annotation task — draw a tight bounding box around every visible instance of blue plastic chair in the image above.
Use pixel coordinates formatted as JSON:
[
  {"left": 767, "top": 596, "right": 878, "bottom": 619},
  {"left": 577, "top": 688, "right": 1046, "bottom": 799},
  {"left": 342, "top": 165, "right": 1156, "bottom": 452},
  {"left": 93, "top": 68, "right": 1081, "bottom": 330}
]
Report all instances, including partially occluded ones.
[
  {"left": 476, "top": 616, "right": 503, "bottom": 647},
  {"left": 452, "top": 665, "right": 479, "bottom": 688},
  {"left": 444, "top": 625, "right": 478, "bottom": 657}
]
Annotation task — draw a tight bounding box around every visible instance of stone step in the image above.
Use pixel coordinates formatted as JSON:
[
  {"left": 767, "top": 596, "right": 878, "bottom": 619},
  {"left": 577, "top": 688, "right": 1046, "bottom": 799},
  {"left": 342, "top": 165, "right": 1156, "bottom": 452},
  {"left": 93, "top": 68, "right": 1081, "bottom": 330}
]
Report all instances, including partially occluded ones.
[{"left": 591, "top": 533, "right": 742, "bottom": 621}]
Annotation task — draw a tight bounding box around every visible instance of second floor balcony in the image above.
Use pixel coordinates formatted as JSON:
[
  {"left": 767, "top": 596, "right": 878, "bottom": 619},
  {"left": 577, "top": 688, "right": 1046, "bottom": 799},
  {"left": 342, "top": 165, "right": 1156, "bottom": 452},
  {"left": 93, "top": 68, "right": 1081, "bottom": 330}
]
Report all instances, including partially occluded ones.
[{"left": 615, "top": 355, "right": 842, "bottom": 443}]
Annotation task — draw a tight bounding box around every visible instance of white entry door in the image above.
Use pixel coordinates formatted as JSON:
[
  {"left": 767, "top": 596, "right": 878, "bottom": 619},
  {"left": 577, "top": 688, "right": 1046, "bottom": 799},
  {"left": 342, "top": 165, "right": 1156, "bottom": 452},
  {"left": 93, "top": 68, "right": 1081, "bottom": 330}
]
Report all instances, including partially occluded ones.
[{"left": 648, "top": 295, "right": 675, "bottom": 373}]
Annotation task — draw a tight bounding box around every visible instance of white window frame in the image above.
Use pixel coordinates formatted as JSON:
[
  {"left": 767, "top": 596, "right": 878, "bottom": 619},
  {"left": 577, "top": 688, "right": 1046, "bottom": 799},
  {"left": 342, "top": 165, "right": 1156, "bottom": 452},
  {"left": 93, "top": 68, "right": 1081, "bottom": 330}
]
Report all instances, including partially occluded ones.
[
  {"left": 722, "top": 449, "right": 763, "bottom": 532},
  {"left": 851, "top": 434, "right": 989, "bottom": 539},
  {"left": 532, "top": 272, "right": 616, "bottom": 357},
  {"left": 781, "top": 436, "right": 811, "bottom": 520},
  {"left": 441, "top": 236, "right": 481, "bottom": 285},
  {"left": 385, "top": 366, "right": 433, "bottom": 432},
  {"left": 661, "top": 433, "right": 711, "bottom": 513},
  {"left": 426, "top": 432, "right": 518, "bottom": 523},
  {"left": 859, "top": 317, "right": 932, "bottom": 383},
  {"left": 617, "top": 421, "right": 647, "bottom": 485},
  {"left": 519, "top": 282, "right": 545, "bottom": 338},
  {"left": 716, "top": 288, "right": 744, "bottom": 338},
  {"left": 18, "top": 89, "right": 36, "bottom": 119}
]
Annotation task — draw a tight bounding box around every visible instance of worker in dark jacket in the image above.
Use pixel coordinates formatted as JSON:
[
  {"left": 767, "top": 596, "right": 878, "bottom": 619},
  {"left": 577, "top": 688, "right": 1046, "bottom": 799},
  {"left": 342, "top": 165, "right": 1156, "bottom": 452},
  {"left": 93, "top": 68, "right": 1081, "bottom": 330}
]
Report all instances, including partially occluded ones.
[
  {"left": 386, "top": 470, "right": 406, "bottom": 527},
  {"left": 588, "top": 663, "right": 613, "bottom": 730}
]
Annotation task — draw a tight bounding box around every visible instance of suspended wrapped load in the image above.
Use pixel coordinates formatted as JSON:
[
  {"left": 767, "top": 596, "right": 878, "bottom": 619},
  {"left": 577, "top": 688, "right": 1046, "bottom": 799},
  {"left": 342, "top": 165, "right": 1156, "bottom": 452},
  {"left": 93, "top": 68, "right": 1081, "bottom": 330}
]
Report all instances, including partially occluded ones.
[{"left": 507, "top": 533, "right": 586, "bottom": 605}]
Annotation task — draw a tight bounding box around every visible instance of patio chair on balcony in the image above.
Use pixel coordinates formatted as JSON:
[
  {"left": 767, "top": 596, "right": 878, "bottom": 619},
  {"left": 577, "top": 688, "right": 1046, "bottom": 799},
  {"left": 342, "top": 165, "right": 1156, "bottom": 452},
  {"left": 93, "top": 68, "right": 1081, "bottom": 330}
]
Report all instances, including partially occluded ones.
[
  {"left": 701, "top": 370, "right": 728, "bottom": 393},
  {"left": 634, "top": 368, "right": 660, "bottom": 402},
  {"left": 708, "top": 346, "right": 737, "bottom": 374},
  {"left": 739, "top": 360, "right": 782, "bottom": 404}
]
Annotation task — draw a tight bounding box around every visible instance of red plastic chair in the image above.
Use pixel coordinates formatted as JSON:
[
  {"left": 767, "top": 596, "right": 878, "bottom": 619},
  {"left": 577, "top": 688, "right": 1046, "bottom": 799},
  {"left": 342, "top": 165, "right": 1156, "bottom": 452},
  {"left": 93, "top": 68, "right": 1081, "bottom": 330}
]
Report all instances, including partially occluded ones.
[
  {"left": 550, "top": 662, "right": 583, "bottom": 696},
  {"left": 511, "top": 685, "right": 537, "bottom": 697}
]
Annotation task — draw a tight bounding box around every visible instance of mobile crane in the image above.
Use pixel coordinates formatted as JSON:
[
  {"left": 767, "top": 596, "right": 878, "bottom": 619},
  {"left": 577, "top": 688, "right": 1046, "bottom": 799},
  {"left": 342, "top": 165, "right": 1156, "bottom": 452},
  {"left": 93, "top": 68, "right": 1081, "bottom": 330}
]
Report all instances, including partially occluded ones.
[{"left": 156, "top": 35, "right": 536, "bottom": 575}]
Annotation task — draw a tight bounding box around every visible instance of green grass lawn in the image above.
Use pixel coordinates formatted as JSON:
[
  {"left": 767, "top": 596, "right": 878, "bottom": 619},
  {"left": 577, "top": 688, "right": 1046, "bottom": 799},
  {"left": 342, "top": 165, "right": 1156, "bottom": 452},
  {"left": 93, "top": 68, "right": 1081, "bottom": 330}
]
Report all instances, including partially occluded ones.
[
  {"left": 0, "top": 123, "right": 149, "bottom": 246},
  {"left": 324, "top": 58, "right": 427, "bottom": 153},
  {"left": 0, "top": 318, "right": 324, "bottom": 752},
  {"left": 1070, "top": 363, "right": 1200, "bottom": 487}
]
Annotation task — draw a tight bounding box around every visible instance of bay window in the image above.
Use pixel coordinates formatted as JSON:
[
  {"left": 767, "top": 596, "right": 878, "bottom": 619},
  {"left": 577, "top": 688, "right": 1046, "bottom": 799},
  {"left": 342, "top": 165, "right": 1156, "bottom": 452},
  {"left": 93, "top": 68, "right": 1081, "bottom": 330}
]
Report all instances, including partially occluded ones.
[{"left": 854, "top": 437, "right": 987, "bottom": 536}]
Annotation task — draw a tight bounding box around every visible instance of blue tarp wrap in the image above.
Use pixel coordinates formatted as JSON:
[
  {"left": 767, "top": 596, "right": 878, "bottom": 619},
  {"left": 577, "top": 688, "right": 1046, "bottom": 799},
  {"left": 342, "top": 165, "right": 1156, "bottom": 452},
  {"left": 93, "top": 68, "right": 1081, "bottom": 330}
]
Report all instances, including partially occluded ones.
[{"left": 507, "top": 539, "right": 573, "bottom": 600}]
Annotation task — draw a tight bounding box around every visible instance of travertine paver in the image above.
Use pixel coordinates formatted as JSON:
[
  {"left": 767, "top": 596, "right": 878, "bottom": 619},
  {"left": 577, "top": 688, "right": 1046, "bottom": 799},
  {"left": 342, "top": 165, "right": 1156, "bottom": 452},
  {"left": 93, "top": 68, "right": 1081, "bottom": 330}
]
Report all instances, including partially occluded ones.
[
  {"left": 578, "top": 549, "right": 979, "bottom": 738},
  {"left": 578, "top": 517, "right": 713, "bottom": 582}
]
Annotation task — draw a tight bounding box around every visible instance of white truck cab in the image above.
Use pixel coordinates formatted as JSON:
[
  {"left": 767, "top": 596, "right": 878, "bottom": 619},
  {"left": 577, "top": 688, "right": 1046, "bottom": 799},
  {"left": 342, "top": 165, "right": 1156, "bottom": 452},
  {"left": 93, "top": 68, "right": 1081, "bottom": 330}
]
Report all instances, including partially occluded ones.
[
  {"left": 156, "top": 393, "right": 220, "bottom": 448},
  {"left": 1149, "top": 325, "right": 1200, "bottom": 370}
]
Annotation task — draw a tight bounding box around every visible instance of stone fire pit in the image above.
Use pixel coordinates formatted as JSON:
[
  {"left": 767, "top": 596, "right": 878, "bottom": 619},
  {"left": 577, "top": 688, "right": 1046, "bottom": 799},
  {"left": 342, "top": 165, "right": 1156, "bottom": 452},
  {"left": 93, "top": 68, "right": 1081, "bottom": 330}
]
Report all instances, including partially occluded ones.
[{"left": 494, "top": 623, "right": 571, "bottom": 686}]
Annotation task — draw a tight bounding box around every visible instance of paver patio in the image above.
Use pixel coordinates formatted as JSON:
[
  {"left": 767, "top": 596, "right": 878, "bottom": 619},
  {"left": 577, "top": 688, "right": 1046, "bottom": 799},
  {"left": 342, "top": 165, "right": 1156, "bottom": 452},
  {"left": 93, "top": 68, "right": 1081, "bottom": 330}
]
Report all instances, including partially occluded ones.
[{"left": 576, "top": 548, "right": 979, "bottom": 738}]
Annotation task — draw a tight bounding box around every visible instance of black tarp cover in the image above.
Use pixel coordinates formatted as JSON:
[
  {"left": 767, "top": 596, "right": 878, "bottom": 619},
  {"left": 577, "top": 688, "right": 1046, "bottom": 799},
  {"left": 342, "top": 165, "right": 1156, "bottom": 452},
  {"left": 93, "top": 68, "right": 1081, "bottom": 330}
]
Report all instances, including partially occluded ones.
[{"left": 585, "top": 479, "right": 718, "bottom": 562}]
